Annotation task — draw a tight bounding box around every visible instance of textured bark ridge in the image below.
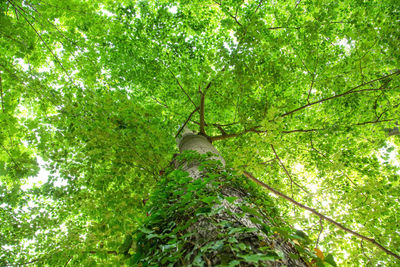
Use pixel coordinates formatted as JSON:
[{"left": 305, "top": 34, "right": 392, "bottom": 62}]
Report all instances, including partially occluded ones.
[{"left": 133, "top": 132, "right": 308, "bottom": 266}]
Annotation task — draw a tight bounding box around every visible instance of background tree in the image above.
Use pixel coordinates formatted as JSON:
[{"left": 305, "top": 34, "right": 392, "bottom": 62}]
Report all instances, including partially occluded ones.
[{"left": 0, "top": 0, "right": 399, "bottom": 265}]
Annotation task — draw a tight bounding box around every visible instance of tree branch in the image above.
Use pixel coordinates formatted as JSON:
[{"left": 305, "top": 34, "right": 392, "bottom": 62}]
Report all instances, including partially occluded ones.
[
  {"left": 281, "top": 71, "right": 400, "bottom": 117},
  {"left": 175, "top": 107, "right": 199, "bottom": 138},
  {"left": 266, "top": 26, "right": 301, "bottom": 30},
  {"left": 242, "top": 171, "right": 400, "bottom": 261},
  {"left": 315, "top": 219, "right": 323, "bottom": 248},
  {"left": 64, "top": 256, "right": 73, "bottom": 266},
  {"left": 198, "top": 81, "right": 213, "bottom": 135},
  {"left": 166, "top": 67, "right": 197, "bottom": 109},
  {"left": 199, "top": 89, "right": 206, "bottom": 135},
  {"left": 210, "top": 131, "right": 246, "bottom": 141},
  {"left": 0, "top": 73, "right": 4, "bottom": 112},
  {"left": 0, "top": 143, "right": 20, "bottom": 169},
  {"left": 254, "top": 0, "right": 263, "bottom": 14},
  {"left": 191, "top": 121, "right": 239, "bottom": 128},
  {"left": 309, "top": 136, "right": 358, "bottom": 187},
  {"left": 204, "top": 81, "right": 212, "bottom": 94},
  {"left": 283, "top": 86, "right": 398, "bottom": 118},
  {"left": 306, "top": 74, "right": 316, "bottom": 104},
  {"left": 210, "top": 116, "right": 397, "bottom": 142},
  {"left": 295, "top": 0, "right": 302, "bottom": 8},
  {"left": 270, "top": 144, "right": 309, "bottom": 194},
  {"left": 283, "top": 118, "right": 397, "bottom": 134},
  {"left": 8, "top": 0, "right": 76, "bottom": 86},
  {"left": 149, "top": 96, "right": 168, "bottom": 108},
  {"left": 210, "top": 128, "right": 256, "bottom": 142},
  {"left": 306, "top": 50, "right": 319, "bottom": 104},
  {"left": 88, "top": 250, "right": 118, "bottom": 255},
  {"left": 282, "top": 128, "right": 322, "bottom": 134},
  {"left": 216, "top": 125, "right": 227, "bottom": 135},
  {"left": 22, "top": 2, "right": 98, "bottom": 67},
  {"left": 361, "top": 240, "right": 372, "bottom": 263},
  {"left": 212, "top": 0, "right": 242, "bottom": 26}
]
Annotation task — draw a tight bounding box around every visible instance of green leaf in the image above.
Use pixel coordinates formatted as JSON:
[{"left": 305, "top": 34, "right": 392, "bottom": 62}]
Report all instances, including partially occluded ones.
[
  {"left": 201, "top": 196, "right": 218, "bottom": 205},
  {"left": 324, "top": 254, "right": 338, "bottom": 267},
  {"left": 238, "top": 253, "right": 277, "bottom": 262},
  {"left": 225, "top": 196, "right": 238, "bottom": 203}
]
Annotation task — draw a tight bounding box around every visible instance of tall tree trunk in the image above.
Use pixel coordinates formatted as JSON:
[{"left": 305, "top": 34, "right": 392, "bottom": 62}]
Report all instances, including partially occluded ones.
[{"left": 133, "top": 131, "right": 308, "bottom": 266}]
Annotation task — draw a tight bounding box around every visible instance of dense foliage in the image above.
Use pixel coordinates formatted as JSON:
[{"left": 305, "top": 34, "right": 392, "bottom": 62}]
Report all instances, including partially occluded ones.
[{"left": 0, "top": 0, "right": 399, "bottom": 265}]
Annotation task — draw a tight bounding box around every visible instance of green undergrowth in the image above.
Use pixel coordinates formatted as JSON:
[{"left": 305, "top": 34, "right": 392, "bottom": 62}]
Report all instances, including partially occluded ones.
[{"left": 129, "top": 151, "right": 324, "bottom": 266}]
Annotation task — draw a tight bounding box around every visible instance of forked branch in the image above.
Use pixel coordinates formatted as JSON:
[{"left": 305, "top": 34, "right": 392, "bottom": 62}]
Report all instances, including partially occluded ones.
[{"left": 242, "top": 171, "right": 400, "bottom": 261}]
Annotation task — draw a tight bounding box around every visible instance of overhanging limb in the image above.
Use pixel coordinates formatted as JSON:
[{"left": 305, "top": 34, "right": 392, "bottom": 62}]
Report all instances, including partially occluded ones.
[{"left": 242, "top": 171, "right": 400, "bottom": 261}]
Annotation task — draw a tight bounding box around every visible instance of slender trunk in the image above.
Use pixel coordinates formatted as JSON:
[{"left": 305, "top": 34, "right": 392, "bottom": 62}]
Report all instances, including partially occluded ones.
[{"left": 133, "top": 132, "right": 308, "bottom": 266}]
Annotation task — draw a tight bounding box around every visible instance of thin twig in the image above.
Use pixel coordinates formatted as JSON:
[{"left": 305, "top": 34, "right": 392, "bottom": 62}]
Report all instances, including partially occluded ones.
[
  {"left": 306, "top": 74, "right": 316, "bottom": 104},
  {"left": 242, "top": 171, "right": 400, "bottom": 261},
  {"left": 9, "top": 0, "right": 76, "bottom": 86},
  {"left": 64, "top": 256, "right": 72, "bottom": 266},
  {"left": 295, "top": 0, "right": 302, "bottom": 8},
  {"left": 88, "top": 250, "right": 118, "bottom": 255},
  {"left": 356, "top": 118, "right": 396, "bottom": 126},
  {"left": 254, "top": 0, "right": 263, "bottom": 14},
  {"left": 306, "top": 49, "right": 319, "bottom": 104},
  {"left": 165, "top": 67, "right": 197, "bottom": 109},
  {"left": 360, "top": 240, "right": 372, "bottom": 263},
  {"left": 0, "top": 30, "right": 27, "bottom": 47},
  {"left": 210, "top": 116, "right": 396, "bottom": 142},
  {"left": 282, "top": 128, "right": 322, "bottom": 134},
  {"left": 283, "top": 86, "right": 399, "bottom": 118},
  {"left": 0, "top": 73, "right": 4, "bottom": 112},
  {"left": 270, "top": 144, "right": 310, "bottom": 194},
  {"left": 175, "top": 107, "right": 199, "bottom": 138},
  {"left": 149, "top": 96, "right": 168, "bottom": 108},
  {"left": 203, "top": 81, "right": 212, "bottom": 95},
  {"left": 22, "top": 2, "right": 97, "bottom": 67},
  {"left": 283, "top": 118, "right": 396, "bottom": 134},
  {"left": 0, "top": 144, "right": 20, "bottom": 169},
  {"left": 210, "top": 127, "right": 256, "bottom": 141},
  {"left": 266, "top": 26, "right": 301, "bottom": 30},
  {"left": 315, "top": 219, "right": 323, "bottom": 248},
  {"left": 301, "top": 59, "right": 311, "bottom": 74},
  {"left": 309, "top": 136, "right": 357, "bottom": 187},
  {"left": 199, "top": 89, "right": 206, "bottom": 135},
  {"left": 212, "top": 0, "right": 242, "bottom": 26}
]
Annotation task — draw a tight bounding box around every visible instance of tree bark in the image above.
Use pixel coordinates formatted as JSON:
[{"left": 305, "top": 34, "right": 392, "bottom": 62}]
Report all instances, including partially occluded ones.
[
  {"left": 176, "top": 132, "right": 307, "bottom": 266},
  {"left": 134, "top": 131, "right": 308, "bottom": 266}
]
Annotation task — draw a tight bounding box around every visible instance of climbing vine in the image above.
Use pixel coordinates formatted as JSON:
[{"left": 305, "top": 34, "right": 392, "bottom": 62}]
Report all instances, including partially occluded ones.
[{"left": 132, "top": 152, "right": 335, "bottom": 266}]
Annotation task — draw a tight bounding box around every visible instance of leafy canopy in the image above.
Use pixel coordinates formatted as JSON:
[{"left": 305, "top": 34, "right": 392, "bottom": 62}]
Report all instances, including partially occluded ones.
[{"left": 0, "top": 0, "right": 399, "bottom": 265}]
